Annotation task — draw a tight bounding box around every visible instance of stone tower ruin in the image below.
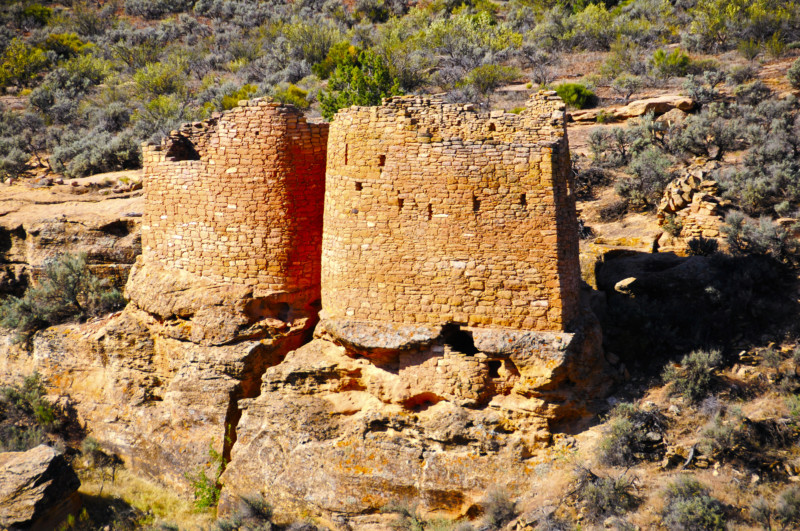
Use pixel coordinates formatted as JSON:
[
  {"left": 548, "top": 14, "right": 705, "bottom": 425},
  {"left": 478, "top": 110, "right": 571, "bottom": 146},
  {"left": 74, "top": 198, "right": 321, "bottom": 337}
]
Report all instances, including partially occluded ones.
[
  {"left": 321, "top": 92, "right": 579, "bottom": 333},
  {"left": 141, "top": 100, "right": 328, "bottom": 310}
]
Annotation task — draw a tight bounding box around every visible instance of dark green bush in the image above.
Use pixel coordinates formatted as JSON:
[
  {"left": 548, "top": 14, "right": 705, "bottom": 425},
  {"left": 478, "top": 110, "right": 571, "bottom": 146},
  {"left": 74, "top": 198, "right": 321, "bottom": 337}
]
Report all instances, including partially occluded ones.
[
  {"left": 0, "top": 253, "right": 125, "bottom": 339},
  {"left": 662, "top": 349, "right": 722, "bottom": 402},
  {"left": 598, "top": 402, "right": 667, "bottom": 466},
  {"left": 615, "top": 147, "right": 673, "bottom": 209},
  {"left": 0, "top": 373, "right": 58, "bottom": 451},
  {"left": 733, "top": 80, "right": 772, "bottom": 106},
  {"left": 319, "top": 50, "right": 401, "bottom": 120},
  {"left": 555, "top": 83, "right": 596, "bottom": 109},
  {"left": 687, "top": 237, "right": 719, "bottom": 256},
  {"left": 51, "top": 129, "right": 141, "bottom": 178},
  {"left": 272, "top": 84, "right": 311, "bottom": 109},
  {"left": 651, "top": 48, "right": 690, "bottom": 79},
  {"left": 722, "top": 212, "right": 799, "bottom": 264},
  {"left": 661, "top": 477, "right": 725, "bottom": 531},
  {"left": 727, "top": 64, "right": 757, "bottom": 85},
  {"left": 588, "top": 127, "right": 631, "bottom": 168},
  {"left": 574, "top": 467, "right": 639, "bottom": 522},
  {"left": 459, "top": 64, "right": 520, "bottom": 105},
  {"left": 789, "top": 58, "right": 800, "bottom": 89},
  {"left": 125, "top": 0, "right": 196, "bottom": 20}
]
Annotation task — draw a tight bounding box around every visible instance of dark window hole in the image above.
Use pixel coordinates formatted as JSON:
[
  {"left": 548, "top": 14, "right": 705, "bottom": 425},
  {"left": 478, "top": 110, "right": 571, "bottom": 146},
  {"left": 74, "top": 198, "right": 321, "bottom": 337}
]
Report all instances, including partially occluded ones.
[
  {"left": 427, "top": 203, "right": 433, "bottom": 220},
  {"left": 355, "top": 182, "right": 363, "bottom": 191},
  {"left": 488, "top": 360, "right": 502, "bottom": 378},
  {"left": 441, "top": 323, "right": 478, "bottom": 355},
  {"left": 488, "top": 123, "right": 496, "bottom": 132},
  {"left": 344, "top": 144, "right": 348, "bottom": 165},
  {"left": 520, "top": 194, "right": 527, "bottom": 208},
  {"left": 378, "top": 154, "right": 386, "bottom": 167},
  {"left": 472, "top": 195, "right": 480, "bottom": 213},
  {"left": 398, "top": 197, "right": 404, "bottom": 209},
  {"left": 165, "top": 135, "right": 200, "bottom": 161},
  {"left": 275, "top": 302, "right": 291, "bottom": 321}
]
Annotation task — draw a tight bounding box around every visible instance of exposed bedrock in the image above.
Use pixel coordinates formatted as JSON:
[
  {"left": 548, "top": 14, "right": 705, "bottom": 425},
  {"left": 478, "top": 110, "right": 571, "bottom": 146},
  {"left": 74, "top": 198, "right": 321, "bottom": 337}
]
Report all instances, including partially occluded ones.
[
  {"left": 219, "top": 294, "right": 611, "bottom": 522},
  {"left": 0, "top": 260, "right": 316, "bottom": 491}
]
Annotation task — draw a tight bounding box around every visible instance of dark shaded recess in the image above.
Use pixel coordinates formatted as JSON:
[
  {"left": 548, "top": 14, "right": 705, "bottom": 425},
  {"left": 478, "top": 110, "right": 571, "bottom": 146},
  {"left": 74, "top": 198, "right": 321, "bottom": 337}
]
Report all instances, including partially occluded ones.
[
  {"left": 596, "top": 251, "right": 800, "bottom": 379},
  {"left": 165, "top": 135, "right": 200, "bottom": 161},
  {"left": 487, "top": 359, "right": 502, "bottom": 378},
  {"left": 0, "top": 226, "right": 26, "bottom": 256},
  {"left": 98, "top": 219, "right": 134, "bottom": 238},
  {"left": 441, "top": 323, "right": 479, "bottom": 355}
]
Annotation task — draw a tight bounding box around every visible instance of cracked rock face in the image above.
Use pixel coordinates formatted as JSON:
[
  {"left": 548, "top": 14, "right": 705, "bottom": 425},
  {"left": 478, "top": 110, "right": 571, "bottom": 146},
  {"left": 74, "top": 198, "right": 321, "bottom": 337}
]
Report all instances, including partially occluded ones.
[{"left": 220, "top": 305, "right": 611, "bottom": 522}]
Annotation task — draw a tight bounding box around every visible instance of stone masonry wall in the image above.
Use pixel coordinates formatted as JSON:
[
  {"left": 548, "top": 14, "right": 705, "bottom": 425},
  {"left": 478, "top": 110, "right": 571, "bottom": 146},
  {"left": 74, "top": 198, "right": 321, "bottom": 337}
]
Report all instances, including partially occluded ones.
[
  {"left": 141, "top": 99, "right": 328, "bottom": 307},
  {"left": 321, "top": 92, "right": 580, "bottom": 332}
]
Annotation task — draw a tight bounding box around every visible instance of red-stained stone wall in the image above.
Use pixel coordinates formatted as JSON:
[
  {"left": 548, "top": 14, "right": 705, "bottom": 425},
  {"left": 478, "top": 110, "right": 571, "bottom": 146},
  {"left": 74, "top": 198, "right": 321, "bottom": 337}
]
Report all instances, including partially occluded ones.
[{"left": 141, "top": 99, "right": 328, "bottom": 306}]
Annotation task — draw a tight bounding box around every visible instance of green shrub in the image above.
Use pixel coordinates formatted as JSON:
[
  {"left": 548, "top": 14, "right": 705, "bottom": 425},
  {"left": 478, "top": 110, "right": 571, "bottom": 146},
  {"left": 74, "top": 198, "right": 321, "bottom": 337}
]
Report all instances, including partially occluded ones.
[
  {"left": 662, "top": 349, "right": 722, "bottom": 402},
  {"left": 616, "top": 147, "right": 673, "bottom": 209},
  {"left": 51, "top": 129, "right": 141, "bottom": 178},
  {"left": 0, "top": 373, "right": 59, "bottom": 451},
  {"left": 43, "top": 33, "right": 93, "bottom": 60},
  {"left": 598, "top": 402, "right": 667, "bottom": 466},
  {"left": 737, "top": 38, "right": 760, "bottom": 61},
  {"left": 187, "top": 439, "right": 227, "bottom": 510},
  {"left": 588, "top": 127, "right": 631, "bottom": 168},
  {"left": 787, "top": 58, "right": 800, "bottom": 89},
  {"left": 0, "top": 38, "right": 48, "bottom": 88},
  {"left": 651, "top": 48, "right": 690, "bottom": 79},
  {"left": 765, "top": 31, "right": 787, "bottom": 59},
  {"left": 481, "top": 488, "right": 517, "bottom": 529},
  {"left": 273, "top": 84, "right": 311, "bottom": 109},
  {"left": 661, "top": 477, "right": 725, "bottom": 531},
  {"left": 733, "top": 81, "right": 772, "bottom": 106},
  {"left": 312, "top": 41, "right": 358, "bottom": 80},
  {"left": 220, "top": 84, "right": 258, "bottom": 111},
  {"left": 721, "top": 212, "right": 799, "bottom": 263},
  {"left": 459, "top": 64, "right": 520, "bottom": 105},
  {"left": 319, "top": 50, "right": 401, "bottom": 120},
  {"left": 687, "top": 237, "right": 719, "bottom": 256},
  {"left": 0, "top": 253, "right": 125, "bottom": 339},
  {"left": 15, "top": 4, "right": 52, "bottom": 29},
  {"left": 574, "top": 467, "right": 639, "bottom": 522},
  {"left": 133, "top": 59, "right": 188, "bottom": 97},
  {"left": 610, "top": 74, "right": 642, "bottom": 103},
  {"left": 751, "top": 487, "right": 800, "bottom": 530},
  {"left": 662, "top": 214, "right": 683, "bottom": 237},
  {"left": 555, "top": 83, "right": 596, "bottom": 109}
]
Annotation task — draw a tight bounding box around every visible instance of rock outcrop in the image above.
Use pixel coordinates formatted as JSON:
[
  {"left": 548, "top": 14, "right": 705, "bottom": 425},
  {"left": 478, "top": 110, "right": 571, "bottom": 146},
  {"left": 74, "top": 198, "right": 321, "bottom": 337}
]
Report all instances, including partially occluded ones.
[
  {"left": 569, "top": 95, "right": 695, "bottom": 122},
  {"left": 656, "top": 163, "right": 729, "bottom": 252},
  {"left": 1, "top": 259, "right": 315, "bottom": 491},
  {"left": 0, "top": 173, "right": 143, "bottom": 295},
  {"left": 0, "top": 445, "right": 81, "bottom": 530},
  {"left": 219, "top": 293, "right": 610, "bottom": 521}
]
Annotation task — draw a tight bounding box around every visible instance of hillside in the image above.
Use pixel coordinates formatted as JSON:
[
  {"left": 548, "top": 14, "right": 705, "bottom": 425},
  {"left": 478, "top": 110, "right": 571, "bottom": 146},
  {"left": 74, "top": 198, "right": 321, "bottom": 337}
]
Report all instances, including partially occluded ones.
[{"left": 2, "top": 1, "right": 800, "bottom": 530}]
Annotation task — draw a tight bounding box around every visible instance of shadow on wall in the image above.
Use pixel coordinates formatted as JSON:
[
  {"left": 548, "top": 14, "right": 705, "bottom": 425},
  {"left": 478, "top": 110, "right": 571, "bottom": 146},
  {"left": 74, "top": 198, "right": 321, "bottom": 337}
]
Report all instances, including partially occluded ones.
[{"left": 595, "top": 250, "right": 800, "bottom": 376}]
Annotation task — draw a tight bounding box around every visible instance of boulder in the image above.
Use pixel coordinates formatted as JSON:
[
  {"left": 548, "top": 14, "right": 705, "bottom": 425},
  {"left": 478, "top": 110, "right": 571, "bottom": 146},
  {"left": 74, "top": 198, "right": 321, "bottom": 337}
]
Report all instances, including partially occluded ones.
[
  {"left": 568, "top": 95, "right": 695, "bottom": 123},
  {"left": 0, "top": 445, "right": 81, "bottom": 531}
]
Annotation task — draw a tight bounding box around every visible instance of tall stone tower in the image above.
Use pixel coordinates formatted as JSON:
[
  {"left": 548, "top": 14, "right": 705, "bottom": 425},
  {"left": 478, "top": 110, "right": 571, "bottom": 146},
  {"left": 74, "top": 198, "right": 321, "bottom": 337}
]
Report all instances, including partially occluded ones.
[
  {"left": 141, "top": 99, "right": 328, "bottom": 310},
  {"left": 321, "top": 91, "right": 579, "bottom": 333}
]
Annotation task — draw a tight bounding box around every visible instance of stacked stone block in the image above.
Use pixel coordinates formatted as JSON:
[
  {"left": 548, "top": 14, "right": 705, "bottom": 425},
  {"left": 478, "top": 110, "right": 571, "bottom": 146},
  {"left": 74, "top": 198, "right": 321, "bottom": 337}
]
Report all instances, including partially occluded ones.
[
  {"left": 321, "top": 92, "right": 580, "bottom": 332},
  {"left": 141, "top": 99, "right": 328, "bottom": 307}
]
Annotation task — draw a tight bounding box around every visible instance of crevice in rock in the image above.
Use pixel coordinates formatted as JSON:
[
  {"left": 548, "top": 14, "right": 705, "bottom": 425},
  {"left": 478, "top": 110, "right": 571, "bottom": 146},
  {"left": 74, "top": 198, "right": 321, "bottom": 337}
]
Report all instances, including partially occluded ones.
[{"left": 441, "top": 324, "right": 478, "bottom": 355}]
